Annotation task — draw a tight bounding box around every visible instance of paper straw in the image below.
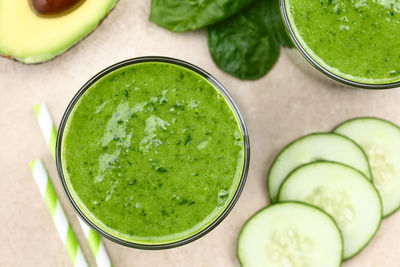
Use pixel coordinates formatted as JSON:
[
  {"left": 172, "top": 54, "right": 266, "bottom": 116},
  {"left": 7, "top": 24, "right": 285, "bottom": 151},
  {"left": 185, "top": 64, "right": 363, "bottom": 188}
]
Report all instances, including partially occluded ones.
[
  {"left": 29, "top": 160, "right": 88, "bottom": 267},
  {"left": 33, "top": 103, "right": 57, "bottom": 160},
  {"left": 33, "top": 103, "right": 112, "bottom": 267},
  {"left": 79, "top": 220, "right": 112, "bottom": 267}
]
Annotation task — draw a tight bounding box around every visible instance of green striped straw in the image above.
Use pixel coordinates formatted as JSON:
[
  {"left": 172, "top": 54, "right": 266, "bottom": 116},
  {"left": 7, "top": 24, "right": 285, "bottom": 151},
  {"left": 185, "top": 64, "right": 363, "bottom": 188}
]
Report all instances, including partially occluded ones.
[
  {"left": 33, "top": 103, "right": 57, "bottom": 160},
  {"left": 33, "top": 103, "right": 112, "bottom": 267},
  {"left": 29, "top": 160, "right": 88, "bottom": 267}
]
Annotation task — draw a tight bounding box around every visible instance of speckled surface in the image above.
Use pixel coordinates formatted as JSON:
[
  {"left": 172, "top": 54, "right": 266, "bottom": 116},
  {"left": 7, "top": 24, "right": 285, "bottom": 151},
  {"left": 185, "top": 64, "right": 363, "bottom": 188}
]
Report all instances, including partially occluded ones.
[{"left": 1, "top": 1, "right": 400, "bottom": 266}]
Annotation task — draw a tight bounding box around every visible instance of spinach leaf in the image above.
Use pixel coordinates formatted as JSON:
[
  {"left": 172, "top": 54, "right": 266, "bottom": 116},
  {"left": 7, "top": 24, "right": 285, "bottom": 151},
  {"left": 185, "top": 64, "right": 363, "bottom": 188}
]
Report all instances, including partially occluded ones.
[
  {"left": 207, "top": 0, "right": 293, "bottom": 80},
  {"left": 270, "top": 0, "right": 293, "bottom": 47},
  {"left": 149, "top": 0, "right": 254, "bottom": 32}
]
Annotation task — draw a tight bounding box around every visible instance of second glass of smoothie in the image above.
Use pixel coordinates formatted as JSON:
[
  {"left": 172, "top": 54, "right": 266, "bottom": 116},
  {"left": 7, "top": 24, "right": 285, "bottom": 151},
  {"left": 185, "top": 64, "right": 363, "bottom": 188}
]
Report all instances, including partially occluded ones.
[{"left": 281, "top": 0, "right": 400, "bottom": 89}]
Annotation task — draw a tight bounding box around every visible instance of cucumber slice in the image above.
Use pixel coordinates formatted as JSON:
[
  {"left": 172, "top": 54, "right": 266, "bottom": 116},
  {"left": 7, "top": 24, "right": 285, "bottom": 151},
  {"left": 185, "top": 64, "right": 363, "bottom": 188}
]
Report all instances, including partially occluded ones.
[
  {"left": 267, "top": 133, "right": 372, "bottom": 203},
  {"left": 278, "top": 162, "right": 382, "bottom": 260},
  {"left": 334, "top": 117, "right": 400, "bottom": 217},
  {"left": 237, "top": 202, "right": 343, "bottom": 267}
]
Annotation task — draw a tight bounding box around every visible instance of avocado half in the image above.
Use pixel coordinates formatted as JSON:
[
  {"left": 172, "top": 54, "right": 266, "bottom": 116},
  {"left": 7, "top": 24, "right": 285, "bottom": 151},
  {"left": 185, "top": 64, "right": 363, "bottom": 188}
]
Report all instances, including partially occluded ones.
[{"left": 0, "top": 0, "right": 118, "bottom": 64}]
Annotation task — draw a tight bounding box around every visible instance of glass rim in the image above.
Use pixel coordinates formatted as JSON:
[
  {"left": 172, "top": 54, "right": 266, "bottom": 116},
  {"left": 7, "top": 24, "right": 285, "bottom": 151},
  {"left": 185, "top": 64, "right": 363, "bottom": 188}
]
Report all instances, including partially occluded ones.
[
  {"left": 55, "top": 56, "right": 250, "bottom": 250},
  {"left": 280, "top": 0, "right": 400, "bottom": 90}
]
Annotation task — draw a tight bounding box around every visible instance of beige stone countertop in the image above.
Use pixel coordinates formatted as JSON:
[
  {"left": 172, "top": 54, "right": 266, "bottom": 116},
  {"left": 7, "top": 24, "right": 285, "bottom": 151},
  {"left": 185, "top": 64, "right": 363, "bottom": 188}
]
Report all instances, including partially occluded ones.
[{"left": 1, "top": 1, "right": 400, "bottom": 266}]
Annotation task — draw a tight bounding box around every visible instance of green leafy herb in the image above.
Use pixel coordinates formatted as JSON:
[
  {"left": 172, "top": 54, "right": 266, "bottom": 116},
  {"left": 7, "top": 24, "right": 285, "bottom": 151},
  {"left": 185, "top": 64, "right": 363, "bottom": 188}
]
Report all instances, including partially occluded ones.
[
  {"left": 127, "top": 179, "right": 137, "bottom": 185},
  {"left": 269, "top": 0, "right": 293, "bottom": 47},
  {"left": 149, "top": 0, "right": 255, "bottom": 32},
  {"left": 207, "top": 0, "right": 293, "bottom": 80},
  {"left": 185, "top": 134, "right": 192, "bottom": 145},
  {"left": 156, "top": 167, "right": 167, "bottom": 173}
]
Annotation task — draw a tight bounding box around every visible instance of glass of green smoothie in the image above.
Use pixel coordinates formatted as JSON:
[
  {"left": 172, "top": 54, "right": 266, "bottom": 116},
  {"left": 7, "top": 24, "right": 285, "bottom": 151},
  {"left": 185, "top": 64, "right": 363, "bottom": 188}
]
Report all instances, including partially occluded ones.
[
  {"left": 56, "top": 57, "right": 250, "bottom": 249},
  {"left": 281, "top": 0, "right": 400, "bottom": 89}
]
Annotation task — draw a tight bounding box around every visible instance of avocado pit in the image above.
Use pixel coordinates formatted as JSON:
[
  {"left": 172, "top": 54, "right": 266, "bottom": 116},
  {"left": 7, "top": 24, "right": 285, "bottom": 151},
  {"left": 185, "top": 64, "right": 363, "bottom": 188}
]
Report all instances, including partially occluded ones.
[{"left": 29, "top": 0, "right": 84, "bottom": 16}]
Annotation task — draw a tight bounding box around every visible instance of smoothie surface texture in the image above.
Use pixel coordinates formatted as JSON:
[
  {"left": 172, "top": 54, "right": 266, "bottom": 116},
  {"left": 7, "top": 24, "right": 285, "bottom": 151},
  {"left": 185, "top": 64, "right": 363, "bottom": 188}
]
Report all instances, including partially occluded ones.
[
  {"left": 285, "top": 0, "right": 400, "bottom": 84},
  {"left": 61, "top": 62, "right": 245, "bottom": 244}
]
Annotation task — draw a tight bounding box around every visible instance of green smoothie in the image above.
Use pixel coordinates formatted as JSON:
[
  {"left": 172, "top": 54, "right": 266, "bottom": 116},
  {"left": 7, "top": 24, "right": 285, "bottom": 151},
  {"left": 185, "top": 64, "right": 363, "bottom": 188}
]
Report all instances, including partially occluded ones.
[
  {"left": 61, "top": 61, "right": 245, "bottom": 244},
  {"left": 284, "top": 0, "right": 400, "bottom": 84}
]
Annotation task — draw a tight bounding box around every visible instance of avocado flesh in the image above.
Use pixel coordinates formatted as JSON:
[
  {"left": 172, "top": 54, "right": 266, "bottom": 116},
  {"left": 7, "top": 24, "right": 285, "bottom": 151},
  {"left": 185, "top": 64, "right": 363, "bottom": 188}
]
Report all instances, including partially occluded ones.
[{"left": 0, "top": 0, "right": 117, "bottom": 64}]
